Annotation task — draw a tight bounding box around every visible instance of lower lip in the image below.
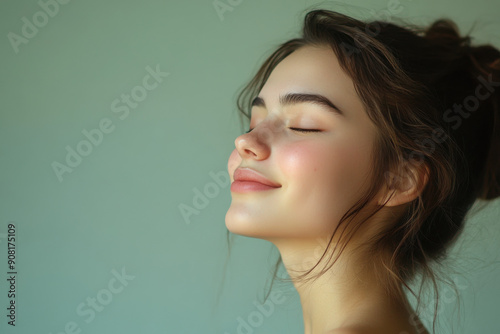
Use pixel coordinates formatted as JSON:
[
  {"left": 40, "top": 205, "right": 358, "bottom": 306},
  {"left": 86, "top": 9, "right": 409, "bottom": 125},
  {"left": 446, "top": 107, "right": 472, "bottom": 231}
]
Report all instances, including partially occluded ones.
[{"left": 230, "top": 180, "right": 281, "bottom": 193}]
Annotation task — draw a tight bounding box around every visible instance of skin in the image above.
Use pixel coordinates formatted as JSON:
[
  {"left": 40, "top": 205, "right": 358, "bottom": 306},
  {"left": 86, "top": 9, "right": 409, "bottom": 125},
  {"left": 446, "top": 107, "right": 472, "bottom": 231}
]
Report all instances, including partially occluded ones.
[{"left": 225, "top": 45, "right": 429, "bottom": 334}]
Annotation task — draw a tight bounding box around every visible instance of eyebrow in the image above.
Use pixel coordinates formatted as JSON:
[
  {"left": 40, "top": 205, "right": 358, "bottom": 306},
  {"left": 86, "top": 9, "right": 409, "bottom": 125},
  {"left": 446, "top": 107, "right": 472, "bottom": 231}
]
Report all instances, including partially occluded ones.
[{"left": 250, "top": 92, "right": 344, "bottom": 115}]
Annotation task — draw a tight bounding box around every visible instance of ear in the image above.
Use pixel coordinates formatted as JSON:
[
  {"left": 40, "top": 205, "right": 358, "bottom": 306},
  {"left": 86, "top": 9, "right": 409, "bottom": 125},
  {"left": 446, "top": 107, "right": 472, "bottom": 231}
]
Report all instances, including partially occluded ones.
[{"left": 378, "top": 160, "right": 429, "bottom": 207}]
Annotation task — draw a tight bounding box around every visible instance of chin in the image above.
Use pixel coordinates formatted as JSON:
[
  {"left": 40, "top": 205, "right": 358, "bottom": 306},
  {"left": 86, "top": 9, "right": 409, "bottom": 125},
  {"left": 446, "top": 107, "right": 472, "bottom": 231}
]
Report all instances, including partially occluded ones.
[
  {"left": 224, "top": 207, "right": 278, "bottom": 240},
  {"left": 225, "top": 209, "right": 260, "bottom": 237}
]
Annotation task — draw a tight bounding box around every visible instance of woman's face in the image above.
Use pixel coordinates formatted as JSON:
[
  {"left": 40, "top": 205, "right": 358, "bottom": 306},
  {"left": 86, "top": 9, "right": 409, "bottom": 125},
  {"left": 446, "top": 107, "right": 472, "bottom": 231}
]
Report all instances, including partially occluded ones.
[{"left": 225, "top": 45, "right": 379, "bottom": 244}]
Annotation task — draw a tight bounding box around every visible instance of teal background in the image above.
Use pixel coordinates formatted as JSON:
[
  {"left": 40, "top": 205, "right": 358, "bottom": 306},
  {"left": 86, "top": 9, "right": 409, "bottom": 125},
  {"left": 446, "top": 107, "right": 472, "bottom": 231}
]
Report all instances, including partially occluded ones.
[{"left": 0, "top": 0, "right": 499, "bottom": 333}]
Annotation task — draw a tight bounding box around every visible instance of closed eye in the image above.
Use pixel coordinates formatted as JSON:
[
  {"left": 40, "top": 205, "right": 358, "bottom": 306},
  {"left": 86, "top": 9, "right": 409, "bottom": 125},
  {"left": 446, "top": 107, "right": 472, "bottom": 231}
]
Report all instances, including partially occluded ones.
[
  {"left": 289, "top": 128, "right": 321, "bottom": 133},
  {"left": 245, "top": 127, "right": 321, "bottom": 134}
]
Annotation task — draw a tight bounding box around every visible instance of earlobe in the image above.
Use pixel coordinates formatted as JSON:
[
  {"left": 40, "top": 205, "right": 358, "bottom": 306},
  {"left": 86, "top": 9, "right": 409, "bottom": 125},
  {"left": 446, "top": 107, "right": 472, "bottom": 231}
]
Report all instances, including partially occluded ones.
[{"left": 378, "top": 162, "right": 429, "bottom": 207}]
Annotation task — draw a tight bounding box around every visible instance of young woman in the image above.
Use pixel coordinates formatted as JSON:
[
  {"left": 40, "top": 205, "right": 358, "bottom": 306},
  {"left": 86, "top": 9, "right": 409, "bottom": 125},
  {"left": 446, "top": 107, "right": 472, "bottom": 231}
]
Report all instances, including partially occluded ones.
[{"left": 224, "top": 9, "right": 500, "bottom": 334}]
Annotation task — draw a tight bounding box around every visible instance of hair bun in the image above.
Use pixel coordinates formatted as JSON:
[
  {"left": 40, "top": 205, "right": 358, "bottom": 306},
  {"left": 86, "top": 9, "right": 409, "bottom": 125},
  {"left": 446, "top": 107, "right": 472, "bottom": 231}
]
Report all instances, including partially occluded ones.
[
  {"left": 478, "top": 86, "right": 500, "bottom": 200},
  {"left": 424, "top": 20, "right": 500, "bottom": 200},
  {"left": 468, "top": 50, "right": 500, "bottom": 200}
]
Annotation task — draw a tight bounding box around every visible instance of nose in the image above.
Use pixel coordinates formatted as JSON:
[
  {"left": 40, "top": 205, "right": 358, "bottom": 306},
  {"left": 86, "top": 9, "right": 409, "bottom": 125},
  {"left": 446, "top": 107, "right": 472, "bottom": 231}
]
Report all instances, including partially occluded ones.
[{"left": 234, "top": 124, "right": 273, "bottom": 161}]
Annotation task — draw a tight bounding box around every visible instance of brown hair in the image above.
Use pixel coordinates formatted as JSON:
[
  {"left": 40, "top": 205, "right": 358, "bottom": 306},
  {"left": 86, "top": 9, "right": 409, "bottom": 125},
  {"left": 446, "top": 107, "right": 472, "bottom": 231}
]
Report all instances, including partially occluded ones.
[{"left": 225, "top": 8, "right": 500, "bottom": 333}]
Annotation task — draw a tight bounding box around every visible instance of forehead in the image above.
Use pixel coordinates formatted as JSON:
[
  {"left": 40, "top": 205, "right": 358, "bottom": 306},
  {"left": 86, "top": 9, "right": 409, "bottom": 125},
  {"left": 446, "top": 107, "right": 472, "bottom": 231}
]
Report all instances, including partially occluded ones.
[{"left": 259, "top": 45, "right": 361, "bottom": 114}]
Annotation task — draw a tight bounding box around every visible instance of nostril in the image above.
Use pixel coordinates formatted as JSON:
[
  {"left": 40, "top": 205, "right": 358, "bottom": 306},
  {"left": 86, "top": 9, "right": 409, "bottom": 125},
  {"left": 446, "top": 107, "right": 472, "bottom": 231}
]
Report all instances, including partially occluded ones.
[{"left": 244, "top": 148, "right": 257, "bottom": 157}]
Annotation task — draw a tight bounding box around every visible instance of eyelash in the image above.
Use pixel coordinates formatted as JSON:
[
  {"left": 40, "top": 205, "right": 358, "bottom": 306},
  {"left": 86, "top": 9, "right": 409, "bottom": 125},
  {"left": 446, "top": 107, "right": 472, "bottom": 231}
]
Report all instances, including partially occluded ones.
[{"left": 245, "top": 128, "right": 321, "bottom": 134}]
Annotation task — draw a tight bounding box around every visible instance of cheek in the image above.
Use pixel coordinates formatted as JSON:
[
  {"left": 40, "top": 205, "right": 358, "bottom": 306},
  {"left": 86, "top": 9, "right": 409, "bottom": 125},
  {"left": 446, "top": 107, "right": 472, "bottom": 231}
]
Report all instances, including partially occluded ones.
[
  {"left": 278, "top": 142, "right": 322, "bottom": 179},
  {"left": 279, "top": 140, "right": 361, "bottom": 185},
  {"left": 278, "top": 139, "right": 373, "bottom": 228},
  {"left": 281, "top": 137, "right": 372, "bottom": 186}
]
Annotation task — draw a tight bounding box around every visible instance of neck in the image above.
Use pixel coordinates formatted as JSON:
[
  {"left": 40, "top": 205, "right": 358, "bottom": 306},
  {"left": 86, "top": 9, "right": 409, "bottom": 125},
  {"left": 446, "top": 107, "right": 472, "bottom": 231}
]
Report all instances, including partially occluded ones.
[{"left": 271, "top": 237, "right": 414, "bottom": 334}]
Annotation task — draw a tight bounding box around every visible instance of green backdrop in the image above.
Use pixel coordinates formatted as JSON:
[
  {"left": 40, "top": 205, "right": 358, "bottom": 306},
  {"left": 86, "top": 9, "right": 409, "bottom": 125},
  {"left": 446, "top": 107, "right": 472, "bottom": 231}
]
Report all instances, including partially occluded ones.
[{"left": 1, "top": 0, "right": 499, "bottom": 333}]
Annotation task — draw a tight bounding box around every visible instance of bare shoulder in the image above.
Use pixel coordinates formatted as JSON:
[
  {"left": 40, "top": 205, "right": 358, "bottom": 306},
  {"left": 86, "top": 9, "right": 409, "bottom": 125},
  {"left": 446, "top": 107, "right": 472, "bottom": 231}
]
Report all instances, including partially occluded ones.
[
  {"left": 325, "top": 326, "right": 421, "bottom": 334},
  {"left": 325, "top": 329, "right": 372, "bottom": 334},
  {"left": 324, "top": 327, "right": 386, "bottom": 334}
]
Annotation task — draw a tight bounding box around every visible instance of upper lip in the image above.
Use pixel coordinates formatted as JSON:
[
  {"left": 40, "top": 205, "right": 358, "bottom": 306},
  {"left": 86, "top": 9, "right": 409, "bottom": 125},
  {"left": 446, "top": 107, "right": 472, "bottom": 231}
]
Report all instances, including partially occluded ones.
[{"left": 233, "top": 168, "right": 281, "bottom": 188}]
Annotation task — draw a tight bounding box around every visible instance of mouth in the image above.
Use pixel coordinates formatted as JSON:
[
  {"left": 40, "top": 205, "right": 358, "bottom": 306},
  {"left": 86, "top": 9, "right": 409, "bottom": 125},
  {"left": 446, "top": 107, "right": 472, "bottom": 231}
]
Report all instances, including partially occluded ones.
[
  {"left": 231, "top": 167, "right": 281, "bottom": 193},
  {"left": 230, "top": 180, "right": 281, "bottom": 193}
]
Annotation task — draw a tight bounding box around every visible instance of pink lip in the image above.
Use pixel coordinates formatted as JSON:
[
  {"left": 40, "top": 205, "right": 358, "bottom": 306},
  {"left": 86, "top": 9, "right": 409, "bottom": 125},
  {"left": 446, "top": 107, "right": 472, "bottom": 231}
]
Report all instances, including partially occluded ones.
[{"left": 231, "top": 168, "right": 281, "bottom": 193}]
